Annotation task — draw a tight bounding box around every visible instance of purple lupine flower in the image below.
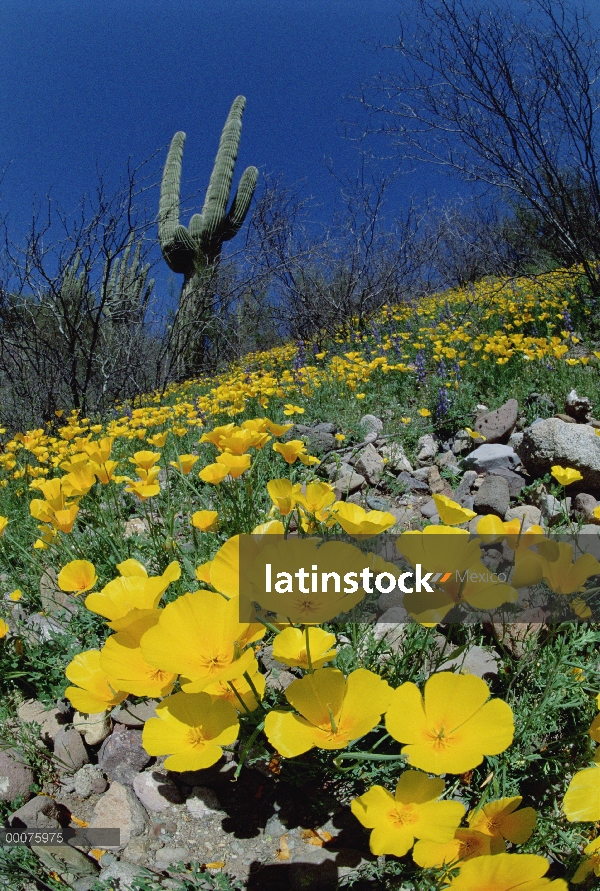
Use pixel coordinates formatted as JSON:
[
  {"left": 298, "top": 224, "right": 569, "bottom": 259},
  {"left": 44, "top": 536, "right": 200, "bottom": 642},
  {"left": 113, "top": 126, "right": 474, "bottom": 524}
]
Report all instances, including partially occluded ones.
[
  {"left": 436, "top": 358, "right": 447, "bottom": 379},
  {"left": 436, "top": 386, "right": 450, "bottom": 419},
  {"left": 562, "top": 309, "right": 574, "bottom": 332},
  {"left": 415, "top": 349, "right": 427, "bottom": 384}
]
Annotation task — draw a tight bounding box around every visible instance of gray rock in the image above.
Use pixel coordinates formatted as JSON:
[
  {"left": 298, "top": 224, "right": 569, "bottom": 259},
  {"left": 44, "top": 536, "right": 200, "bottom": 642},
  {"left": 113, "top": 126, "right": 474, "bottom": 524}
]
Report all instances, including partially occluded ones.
[
  {"left": 439, "top": 645, "right": 499, "bottom": 678},
  {"left": 155, "top": 846, "right": 190, "bottom": 869},
  {"left": 325, "top": 460, "right": 354, "bottom": 481},
  {"left": 508, "top": 431, "right": 524, "bottom": 450},
  {"left": 380, "top": 442, "right": 413, "bottom": 474},
  {"left": 574, "top": 492, "right": 600, "bottom": 524},
  {"left": 366, "top": 496, "right": 392, "bottom": 512},
  {"left": 417, "top": 434, "right": 439, "bottom": 466},
  {"left": 31, "top": 844, "right": 99, "bottom": 883},
  {"left": 554, "top": 412, "right": 578, "bottom": 424},
  {"left": 0, "top": 750, "right": 34, "bottom": 802},
  {"left": 359, "top": 414, "right": 384, "bottom": 437},
  {"left": 452, "top": 429, "right": 472, "bottom": 455},
  {"left": 436, "top": 450, "right": 460, "bottom": 471},
  {"left": 397, "top": 471, "right": 430, "bottom": 493},
  {"left": 73, "top": 711, "right": 112, "bottom": 745},
  {"left": 354, "top": 443, "right": 384, "bottom": 484},
  {"left": 53, "top": 727, "right": 89, "bottom": 774},
  {"left": 333, "top": 472, "right": 365, "bottom": 497},
  {"left": 389, "top": 507, "right": 423, "bottom": 529},
  {"left": 565, "top": 389, "right": 593, "bottom": 423},
  {"left": 9, "top": 795, "right": 69, "bottom": 828},
  {"left": 420, "top": 498, "right": 439, "bottom": 520},
  {"left": 186, "top": 786, "right": 223, "bottom": 819},
  {"left": 454, "top": 470, "right": 478, "bottom": 505},
  {"left": 133, "top": 769, "right": 183, "bottom": 812},
  {"left": 112, "top": 700, "right": 158, "bottom": 728},
  {"left": 464, "top": 444, "right": 519, "bottom": 472},
  {"left": 74, "top": 764, "right": 107, "bottom": 798},
  {"left": 120, "top": 835, "right": 152, "bottom": 865},
  {"left": 504, "top": 504, "right": 542, "bottom": 529},
  {"left": 488, "top": 466, "right": 527, "bottom": 498},
  {"left": 99, "top": 860, "right": 145, "bottom": 890},
  {"left": 313, "top": 422, "right": 336, "bottom": 434},
  {"left": 473, "top": 475, "right": 510, "bottom": 518},
  {"left": 516, "top": 417, "right": 600, "bottom": 491},
  {"left": 40, "top": 567, "right": 77, "bottom": 618},
  {"left": 377, "top": 588, "right": 403, "bottom": 612},
  {"left": 427, "top": 465, "right": 453, "bottom": 497},
  {"left": 298, "top": 427, "right": 335, "bottom": 455},
  {"left": 474, "top": 399, "right": 519, "bottom": 444},
  {"left": 89, "top": 781, "right": 147, "bottom": 850},
  {"left": 98, "top": 723, "right": 151, "bottom": 785},
  {"left": 540, "top": 494, "right": 570, "bottom": 526},
  {"left": 411, "top": 467, "right": 432, "bottom": 481},
  {"left": 71, "top": 878, "right": 101, "bottom": 891}
]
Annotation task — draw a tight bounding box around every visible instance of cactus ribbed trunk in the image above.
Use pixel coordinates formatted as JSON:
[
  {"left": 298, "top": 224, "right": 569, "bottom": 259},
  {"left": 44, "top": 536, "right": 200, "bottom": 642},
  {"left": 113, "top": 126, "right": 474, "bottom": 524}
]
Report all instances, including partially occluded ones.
[{"left": 158, "top": 96, "right": 258, "bottom": 379}]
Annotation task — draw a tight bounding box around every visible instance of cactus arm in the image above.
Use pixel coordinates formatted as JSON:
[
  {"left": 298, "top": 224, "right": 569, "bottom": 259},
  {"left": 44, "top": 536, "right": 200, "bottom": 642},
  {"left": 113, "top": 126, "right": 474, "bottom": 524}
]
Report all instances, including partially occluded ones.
[
  {"left": 221, "top": 165, "right": 258, "bottom": 241},
  {"left": 159, "top": 131, "right": 185, "bottom": 248},
  {"left": 200, "top": 96, "right": 246, "bottom": 239}
]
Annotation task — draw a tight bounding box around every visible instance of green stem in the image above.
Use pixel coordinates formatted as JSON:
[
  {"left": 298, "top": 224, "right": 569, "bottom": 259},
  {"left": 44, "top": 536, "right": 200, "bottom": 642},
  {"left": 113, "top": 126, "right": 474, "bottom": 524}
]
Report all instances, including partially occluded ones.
[{"left": 234, "top": 720, "right": 265, "bottom": 780}]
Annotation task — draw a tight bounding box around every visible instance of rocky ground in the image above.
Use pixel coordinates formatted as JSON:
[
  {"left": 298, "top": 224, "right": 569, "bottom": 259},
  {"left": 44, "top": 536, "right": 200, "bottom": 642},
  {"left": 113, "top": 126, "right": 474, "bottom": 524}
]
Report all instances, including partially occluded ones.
[{"left": 3, "top": 388, "right": 600, "bottom": 890}]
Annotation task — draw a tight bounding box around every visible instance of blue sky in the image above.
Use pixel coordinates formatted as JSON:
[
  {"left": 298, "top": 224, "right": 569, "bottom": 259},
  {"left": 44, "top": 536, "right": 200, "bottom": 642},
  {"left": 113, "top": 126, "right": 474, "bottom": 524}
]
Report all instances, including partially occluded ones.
[{"left": 0, "top": 0, "right": 461, "bottom": 290}]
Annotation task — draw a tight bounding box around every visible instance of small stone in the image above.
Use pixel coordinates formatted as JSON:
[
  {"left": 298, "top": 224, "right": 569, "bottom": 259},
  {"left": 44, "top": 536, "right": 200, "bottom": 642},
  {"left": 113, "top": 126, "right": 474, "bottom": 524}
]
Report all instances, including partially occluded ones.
[
  {"left": 377, "top": 588, "right": 403, "bottom": 612},
  {"left": 427, "top": 465, "right": 453, "bottom": 497},
  {"left": 554, "top": 412, "right": 577, "bottom": 424},
  {"left": 439, "top": 645, "right": 499, "bottom": 678},
  {"left": 388, "top": 507, "right": 422, "bottom": 530},
  {"left": 574, "top": 492, "right": 600, "bottom": 524},
  {"left": 89, "top": 782, "right": 147, "bottom": 850},
  {"left": 99, "top": 860, "right": 144, "bottom": 890},
  {"left": 39, "top": 567, "right": 77, "bottom": 618},
  {"left": 565, "top": 389, "right": 593, "bottom": 423},
  {"left": 333, "top": 472, "right": 365, "bottom": 498},
  {"left": 112, "top": 700, "right": 158, "bottom": 728},
  {"left": 411, "top": 467, "right": 432, "bottom": 481},
  {"left": 186, "top": 786, "right": 223, "bottom": 819},
  {"left": 313, "top": 422, "right": 336, "bottom": 434},
  {"left": 17, "top": 699, "right": 47, "bottom": 724},
  {"left": 366, "top": 495, "right": 391, "bottom": 512},
  {"left": 98, "top": 723, "right": 151, "bottom": 785},
  {"left": 417, "top": 434, "right": 438, "bottom": 466},
  {"left": 299, "top": 427, "right": 335, "bottom": 455},
  {"left": 354, "top": 443, "right": 384, "bottom": 485},
  {"left": 155, "top": 846, "right": 190, "bottom": 868},
  {"left": 53, "top": 727, "right": 89, "bottom": 774},
  {"left": 464, "top": 444, "right": 519, "bottom": 472},
  {"left": 454, "top": 470, "right": 478, "bottom": 505},
  {"left": 74, "top": 765, "right": 107, "bottom": 799},
  {"left": 420, "top": 498, "right": 439, "bottom": 520},
  {"left": 488, "top": 466, "right": 527, "bottom": 498},
  {"left": 452, "top": 429, "right": 472, "bottom": 455},
  {"left": 325, "top": 461, "right": 353, "bottom": 482},
  {"left": 504, "top": 504, "right": 542, "bottom": 529},
  {"left": 473, "top": 475, "right": 510, "bottom": 518},
  {"left": 473, "top": 399, "right": 519, "bottom": 444},
  {"left": 31, "top": 844, "right": 99, "bottom": 883},
  {"left": 540, "top": 494, "right": 570, "bottom": 526},
  {"left": 508, "top": 431, "right": 524, "bottom": 450},
  {"left": 124, "top": 517, "right": 149, "bottom": 537},
  {"left": 359, "top": 414, "right": 384, "bottom": 437},
  {"left": 9, "top": 795, "right": 69, "bottom": 828},
  {"left": 73, "top": 711, "right": 112, "bottom": 745},
  {"left": 380, "top": 442, "right": 413, "bottom": 473},
  {"left": 436, "top": 450, "right": 460, "bottom": 471},
  {"left": 120, "top": 835, "right": 151, "bottom": 865},
  {"left": 133, "top": 769, "right": 183, "bottom": 812},
  {"left": 397, "top": 471, "right": 429, "bottom": 493}
]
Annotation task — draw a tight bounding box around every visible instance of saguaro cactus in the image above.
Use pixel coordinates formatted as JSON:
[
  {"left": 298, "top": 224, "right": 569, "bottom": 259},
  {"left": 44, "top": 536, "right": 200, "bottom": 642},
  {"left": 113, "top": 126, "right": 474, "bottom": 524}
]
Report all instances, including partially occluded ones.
[{"left": 159, "top": 96, "right": 258, "bottom": 375}]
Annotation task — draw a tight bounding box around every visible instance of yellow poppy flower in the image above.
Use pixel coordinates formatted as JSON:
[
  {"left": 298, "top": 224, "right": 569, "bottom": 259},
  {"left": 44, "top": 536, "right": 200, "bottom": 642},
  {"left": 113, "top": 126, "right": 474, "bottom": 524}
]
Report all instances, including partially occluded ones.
[
  {"left": 99, "top": 610, "right": 177, "bottom": 698},
  {"left": 0, "top": 618, "right": 9, "bottom": 638},
  {"left": 540, "top": 543, "right": 600, "bottom": 595},
  {"left": 64, "top": 649, "right": 128, "bottom": 714},
  {"left": 332, "top": 502, "right": 396, "bottom": 537},
  {"left": 273, "top": 440, "right": 319, "bottom": 465},
  {"left": 92, "top": 459, "right": 119, "bottom": 484},
  {"left": 564, "top": 762, "right": 600, "bottom": 821},
  {"left": 188, "top": 509, "right": 218, "bottom": 534},
  {"left": 385, "top": 672, "right": 514, "bottom": 774},
  {"left": 272, "top": 626, "right": 337, "bottom": 670},
  {"left": 572, "top": 836, "right": 600, "bottom": 884},
  {"left": 418, "top": 408, "right": 431, "bottom": 417},
  {"left": 0, "top": 517, "right": 8, "bottom": 536},
  {"left": 199, "top": 463, "right": 230, "bottom": 484},
  {"left": 433, "top": 494, "right": 477, "bottom": 525},
  {"left": 442, "top": 853, "right": 567, "bottom": 890},
  {"left": 57, "top": 560, "right": 97, "bottom": 594},
  {"left": 124, "top": 479, "right": 161, "bottom": 501},
  {"left": 215, "top": 452, "right": 252, "bottom": 478},
  {"left": 551, "top": 465, "right": 583, "bottom": 486},
  {"left": 142, "top": 692, "right": 239, "bottom": 771},
  {"left": 267, "top": 479, "right": 301, "bottom": 515},
  {"left": 413, "top": 828, "right": 491, "bottom": 867},
  {"left": 129, "top": 450, "right": 161, "bottom": 471},
  {"left": 169, "top": 454, "right": 199, "bottom": 474},
  {"left": 283, "top": 404, "right": 305, "bottom": 415},
  {"left": 295, "top": 481, "right": 336, "bottom": 515},
  {"left": 147, "top": 432, "right": 168, "bottom": 448},
  {"left": 204, "top": 667, "right": 266, "bottom": 713},
  {"left": 85, "top": 561, "right": 180, "bottom": 622},
  {"left": 83, "top": 437, "right": 114, "bottom": 464},
  {"left": 51, "top": 504, "right": 79, "bottom": 533},
  {"left": 351, "top": 771, "right": 464, "bottom": 858},
  {"left": 140, "top": 589, "right": 263, "bottom": 693},
  {"left": 467, "top": 797, "right": 537, "bottom": 854},
  {"left": 264, "top": 667, "right": 392, "bottom": 756},
  {"left": 9, "top": 589, "right": 22, "bottom": 602}
]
